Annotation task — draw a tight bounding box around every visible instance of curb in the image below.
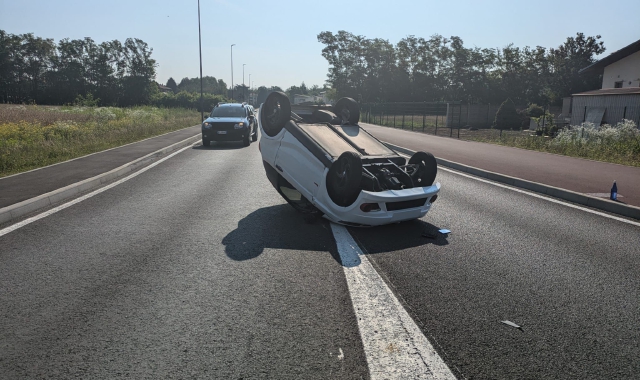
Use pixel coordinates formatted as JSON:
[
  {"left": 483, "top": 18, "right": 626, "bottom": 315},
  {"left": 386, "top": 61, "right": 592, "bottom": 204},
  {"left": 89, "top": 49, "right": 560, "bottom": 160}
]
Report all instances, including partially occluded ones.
[
  {"left": 384, "top": 142, "right": 640, "bottom": 221},
  {"left": 0, "top": 134, "right": 201, "bottom": 225}
]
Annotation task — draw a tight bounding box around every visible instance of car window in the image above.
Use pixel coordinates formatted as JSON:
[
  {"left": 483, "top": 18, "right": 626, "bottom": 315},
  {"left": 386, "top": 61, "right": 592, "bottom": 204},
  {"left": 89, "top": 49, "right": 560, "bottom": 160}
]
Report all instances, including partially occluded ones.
[{"left": 210, "top": 107, "right": 246, "bottom": 118}]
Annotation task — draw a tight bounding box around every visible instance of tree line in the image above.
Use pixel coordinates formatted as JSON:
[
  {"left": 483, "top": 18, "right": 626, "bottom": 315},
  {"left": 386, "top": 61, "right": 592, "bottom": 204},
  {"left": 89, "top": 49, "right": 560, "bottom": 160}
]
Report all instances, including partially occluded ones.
[
  {"left": 317, "top": 31, "right": 606, "bottom": 105},
  {"left": 165, "top": 76, "right": 228, "bottom": 96},
  {"left": 0, "top": 30, "right": 161, "bottom": 106}
]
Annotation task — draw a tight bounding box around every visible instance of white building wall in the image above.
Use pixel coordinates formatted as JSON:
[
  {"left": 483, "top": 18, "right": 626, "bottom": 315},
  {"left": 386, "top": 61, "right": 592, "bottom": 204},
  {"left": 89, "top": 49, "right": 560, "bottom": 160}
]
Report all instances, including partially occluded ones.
[{"left": 602, "top": 50, "right": 640, "bottom": 89}]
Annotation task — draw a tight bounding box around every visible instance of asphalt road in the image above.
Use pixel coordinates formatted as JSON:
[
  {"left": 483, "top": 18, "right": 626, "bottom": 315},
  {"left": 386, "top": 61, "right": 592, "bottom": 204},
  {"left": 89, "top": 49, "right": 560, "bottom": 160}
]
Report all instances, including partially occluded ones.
[{"left": 1, "top": 139, "right": 639, "bottom": 379}]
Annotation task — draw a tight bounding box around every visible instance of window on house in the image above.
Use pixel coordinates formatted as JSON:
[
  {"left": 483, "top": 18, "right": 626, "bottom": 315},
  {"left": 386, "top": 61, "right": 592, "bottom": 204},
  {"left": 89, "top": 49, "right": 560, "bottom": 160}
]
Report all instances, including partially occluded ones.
[{"left": 614, "top": 81, "right": 623, "bottom": 88}]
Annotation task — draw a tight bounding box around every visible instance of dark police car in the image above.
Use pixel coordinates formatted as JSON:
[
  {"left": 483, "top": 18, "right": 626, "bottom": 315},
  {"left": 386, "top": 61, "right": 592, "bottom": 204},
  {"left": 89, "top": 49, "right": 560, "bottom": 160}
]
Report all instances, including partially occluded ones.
[{"left": 202, "top": 103, "right": 257, "bottom": 147}]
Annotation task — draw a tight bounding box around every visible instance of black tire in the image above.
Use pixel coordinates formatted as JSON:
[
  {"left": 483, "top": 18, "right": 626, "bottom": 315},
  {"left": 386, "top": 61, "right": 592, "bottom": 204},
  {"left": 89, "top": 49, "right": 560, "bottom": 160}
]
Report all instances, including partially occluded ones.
[
  {"left": 408, "top": 151, "right": 437, "bottom": 186},
  {"left": 261, "top": 91, "right": 291, "bottom": 137},
  {"left": 243, "top": 133, "right": 251, "bottom": 147},
  {"left": 333, "top": 97, "right": 360, "bottom": 125},
  {"left": 202, "top": 137, "right": 209, "bottom": 147},
  {"left": 327, "top": 151, "right": 363, "bottom": 207}
]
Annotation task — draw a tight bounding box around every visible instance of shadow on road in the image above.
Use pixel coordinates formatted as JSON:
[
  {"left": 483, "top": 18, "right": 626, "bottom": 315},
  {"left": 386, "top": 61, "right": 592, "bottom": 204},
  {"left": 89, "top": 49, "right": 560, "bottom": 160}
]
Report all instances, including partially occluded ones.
[
  {"left": 192, "top": 142, "right": 247, "bottom": 150},
  {"left": 222, "top": 204, "right": 448, "bottom": 266},
  {"left": 222, "top": 204, "right": 342, "bottom": 263},
  {"left": 347, "top": 218, "right": 449, "bottom": 256}
]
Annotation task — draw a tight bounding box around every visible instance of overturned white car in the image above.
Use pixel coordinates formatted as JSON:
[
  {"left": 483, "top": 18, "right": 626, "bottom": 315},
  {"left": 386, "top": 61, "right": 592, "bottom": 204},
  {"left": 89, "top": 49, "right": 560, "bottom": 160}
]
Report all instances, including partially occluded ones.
[{"left": 258, "top": 92, "right": 440, "bottom": 226}]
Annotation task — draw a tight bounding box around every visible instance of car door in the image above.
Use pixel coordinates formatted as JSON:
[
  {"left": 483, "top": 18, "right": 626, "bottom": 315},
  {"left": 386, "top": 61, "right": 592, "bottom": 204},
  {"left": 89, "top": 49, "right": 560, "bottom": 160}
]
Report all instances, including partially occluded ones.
[
  {"left": 247, "top": 107, "right": 255, "bottom": 133},
  {"left": 274, "top": 130, "right": 325, "bottom": 202}
]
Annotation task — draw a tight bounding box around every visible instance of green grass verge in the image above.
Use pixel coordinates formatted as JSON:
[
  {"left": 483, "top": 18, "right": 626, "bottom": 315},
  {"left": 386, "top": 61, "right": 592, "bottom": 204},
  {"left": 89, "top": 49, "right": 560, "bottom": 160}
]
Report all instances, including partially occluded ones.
[{"left": 0, "top": 104, "right": 200, "bottom": 177}]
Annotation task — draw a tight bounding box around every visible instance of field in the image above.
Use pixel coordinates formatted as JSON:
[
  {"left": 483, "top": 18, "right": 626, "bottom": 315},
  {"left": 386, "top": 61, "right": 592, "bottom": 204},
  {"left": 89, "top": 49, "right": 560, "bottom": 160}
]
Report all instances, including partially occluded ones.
[
  {"left": 366, "top": 115, "right": 640, "bottom": 167},
  {"left": 0, "top": 104, "right": 200, "bottom": 177}
]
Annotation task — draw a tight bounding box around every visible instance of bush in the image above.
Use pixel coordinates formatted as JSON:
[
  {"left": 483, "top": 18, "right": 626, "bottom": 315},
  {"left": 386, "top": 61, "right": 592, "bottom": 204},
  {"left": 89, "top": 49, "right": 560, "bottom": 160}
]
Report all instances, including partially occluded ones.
[
  {"left": 524, "top": 104, "right": 545, "bottom": 118},
  {"left": 74, "top": 93, "right": 100, "bottom": 107},
  {"left": 494, "top": 98, "right": 520, "bottom": 136}
]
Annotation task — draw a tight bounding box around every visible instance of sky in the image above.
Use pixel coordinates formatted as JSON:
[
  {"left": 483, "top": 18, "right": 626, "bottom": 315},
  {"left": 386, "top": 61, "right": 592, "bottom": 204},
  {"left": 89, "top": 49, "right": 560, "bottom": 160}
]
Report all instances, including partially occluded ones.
[{"left": 2, "top": 0, "right": 639, "bottom": 90}]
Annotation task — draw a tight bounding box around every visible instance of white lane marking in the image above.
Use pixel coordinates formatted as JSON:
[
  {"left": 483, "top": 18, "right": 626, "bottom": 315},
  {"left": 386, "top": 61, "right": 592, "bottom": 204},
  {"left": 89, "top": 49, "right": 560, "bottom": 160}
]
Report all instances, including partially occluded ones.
[
  {"left": 331, "top": 223, "right": 456, "bottom": 380},
  {"left": 438, "top": 166, "right": 640, "bottom": 228},
  {"left": 0, "top": 143, "right": 196, "bottom": 238},
  {"left": 398, "top": 152, "right": 640, "bottom": 228}
]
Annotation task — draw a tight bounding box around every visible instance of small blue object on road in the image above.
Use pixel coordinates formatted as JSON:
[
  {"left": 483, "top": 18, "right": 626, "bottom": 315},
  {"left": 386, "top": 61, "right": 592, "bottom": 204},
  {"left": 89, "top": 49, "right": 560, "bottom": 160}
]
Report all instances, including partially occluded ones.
[
  {"left": 439, "top": 229, "right": 451, "bottom": 235},
  {"left": 610, "top": 181, "right": 618, "bottom": 201}
]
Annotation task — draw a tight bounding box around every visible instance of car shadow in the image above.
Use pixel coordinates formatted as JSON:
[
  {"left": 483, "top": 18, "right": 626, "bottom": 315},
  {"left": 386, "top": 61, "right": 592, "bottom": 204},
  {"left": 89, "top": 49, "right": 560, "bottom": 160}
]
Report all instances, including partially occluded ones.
[
  {"left": 193, "top": 142, "right": 246, "bottom": 150},
  {"left": 222, "top": 204, "right": 342, "bottom": 263},
  {"left": 346, "top": 218, "right": 449, "bottom": 256},
  {"left": 222, "top": 204, "right": 448, "bottom": 267}
]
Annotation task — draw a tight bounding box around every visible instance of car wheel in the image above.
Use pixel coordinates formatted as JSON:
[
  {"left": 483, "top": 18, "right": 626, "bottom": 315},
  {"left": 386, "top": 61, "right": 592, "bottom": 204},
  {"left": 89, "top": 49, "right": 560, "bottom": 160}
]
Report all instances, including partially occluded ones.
[
  {"left": 333, "top": 97, "right": 360, "bottom": 125},
  {"left": 261, "top": 91, "right": 291, "bottom": 137},
  {"left": 327, "top": 151, "right": 362, "bottom": 207},
  {"left": 202, "top": 137, "right": 210, "bottom": 147},
  {"left": 251, "top": 128, "right": 258, "bottom": 141},
  {"left": 243, "top": 133, "right": 251, "bottom": 147},
  {"left": 408, "top": 151, "right": 437, "bottom": 187}
]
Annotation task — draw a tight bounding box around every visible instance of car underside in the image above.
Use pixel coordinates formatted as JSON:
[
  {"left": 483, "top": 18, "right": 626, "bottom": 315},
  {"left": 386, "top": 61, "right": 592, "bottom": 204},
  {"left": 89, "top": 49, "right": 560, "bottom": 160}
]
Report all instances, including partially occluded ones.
[{"left": 258, "top": 92, "right": 440, "bottom": 226}]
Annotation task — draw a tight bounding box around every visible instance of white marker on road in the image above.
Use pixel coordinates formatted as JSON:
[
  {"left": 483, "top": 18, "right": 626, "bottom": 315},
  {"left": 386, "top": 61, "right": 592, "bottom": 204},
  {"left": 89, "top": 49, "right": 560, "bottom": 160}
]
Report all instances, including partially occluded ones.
[{"left": 331, "top": 223, "right": 457, "bottom": 380}]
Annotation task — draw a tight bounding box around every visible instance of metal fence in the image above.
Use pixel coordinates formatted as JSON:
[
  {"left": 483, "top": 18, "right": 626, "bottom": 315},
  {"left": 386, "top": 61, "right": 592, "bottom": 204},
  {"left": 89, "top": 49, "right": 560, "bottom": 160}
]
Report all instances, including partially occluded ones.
[
  {"left": 361, "top": 102, "right": 505, "bottom": 137},
  {"left": 362, "top": 102, "right": 453, "bottom": 135}
]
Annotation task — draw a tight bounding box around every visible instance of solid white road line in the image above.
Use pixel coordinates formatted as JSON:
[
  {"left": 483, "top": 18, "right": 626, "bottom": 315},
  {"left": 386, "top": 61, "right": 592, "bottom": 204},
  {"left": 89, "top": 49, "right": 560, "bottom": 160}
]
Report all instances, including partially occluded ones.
[
  {"left": 331, "top": 223, "right": 457, "bottom": 380},
  {"left": 0, "top": 143, "right": 196, "bottom": 238},
  {"left": 437, "top": 166, "right": 640, "bottom": 228}
]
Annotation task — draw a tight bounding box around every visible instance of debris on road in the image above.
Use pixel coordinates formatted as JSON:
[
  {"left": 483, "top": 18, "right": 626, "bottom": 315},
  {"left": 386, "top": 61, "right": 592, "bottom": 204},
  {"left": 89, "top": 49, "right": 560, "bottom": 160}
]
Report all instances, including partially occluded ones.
[
  {"left": 501, "top": 320, "right": 524, "bottom": 331},
  {"left": 422, "top": 228, "right": 451, "bottom": 239}
]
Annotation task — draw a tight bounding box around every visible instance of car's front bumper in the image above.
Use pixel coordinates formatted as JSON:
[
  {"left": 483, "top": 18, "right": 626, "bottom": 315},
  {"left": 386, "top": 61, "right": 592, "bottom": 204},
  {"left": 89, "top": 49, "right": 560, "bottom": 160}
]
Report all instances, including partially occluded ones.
[
  {"left": 202, "top": 127, "right": 249, "bottom": 141},
  {"left": 315, "top": 183, "right": 441, "bottom": 226}
]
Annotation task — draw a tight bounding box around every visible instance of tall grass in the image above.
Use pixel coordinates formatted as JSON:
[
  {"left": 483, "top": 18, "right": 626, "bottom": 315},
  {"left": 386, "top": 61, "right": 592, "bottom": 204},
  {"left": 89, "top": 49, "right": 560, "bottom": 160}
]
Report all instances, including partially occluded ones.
[{"left": 0, "top": 105, "right": 200, "bottom": 177}]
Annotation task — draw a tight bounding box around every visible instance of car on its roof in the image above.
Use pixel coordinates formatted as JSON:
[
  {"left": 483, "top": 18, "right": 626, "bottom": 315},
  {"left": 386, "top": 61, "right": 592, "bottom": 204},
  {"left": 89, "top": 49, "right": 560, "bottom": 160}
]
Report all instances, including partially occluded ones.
[
  {"left": 258, "top": 92, "right": 440, "bottom": 227},
  {"left": 202, "top": 103, "right": 257, "bottom": 147}
]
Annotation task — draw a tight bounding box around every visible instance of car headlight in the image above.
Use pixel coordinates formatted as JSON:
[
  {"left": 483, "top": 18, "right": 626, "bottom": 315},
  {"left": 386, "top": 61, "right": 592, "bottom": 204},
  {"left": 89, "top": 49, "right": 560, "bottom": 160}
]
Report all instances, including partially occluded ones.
[
  {"left": 234, "top": 122, "right": 245, "bottom": 129},
  {"left": 203, "top": 122, "right": 212, "bottom": 129}
]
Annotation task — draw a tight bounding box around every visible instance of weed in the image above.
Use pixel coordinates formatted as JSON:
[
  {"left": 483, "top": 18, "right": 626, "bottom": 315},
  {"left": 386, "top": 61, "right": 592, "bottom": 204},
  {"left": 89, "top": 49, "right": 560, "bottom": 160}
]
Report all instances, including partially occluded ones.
[{"left": 0, "top": 105, "right": 199, "bottom": 177}]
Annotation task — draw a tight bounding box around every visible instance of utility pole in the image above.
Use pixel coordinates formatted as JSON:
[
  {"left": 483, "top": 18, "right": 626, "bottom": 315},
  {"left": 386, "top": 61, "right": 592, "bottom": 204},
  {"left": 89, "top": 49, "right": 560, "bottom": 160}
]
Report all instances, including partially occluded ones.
[
  {"left": 242, "top": 64, "right": 246, "bottom": 101},
  {"left": 197, "top": 0, "right": 204, "bottom": 122},
  {"left": 231, "top": 44, "right": 235, "bottom": 101}
]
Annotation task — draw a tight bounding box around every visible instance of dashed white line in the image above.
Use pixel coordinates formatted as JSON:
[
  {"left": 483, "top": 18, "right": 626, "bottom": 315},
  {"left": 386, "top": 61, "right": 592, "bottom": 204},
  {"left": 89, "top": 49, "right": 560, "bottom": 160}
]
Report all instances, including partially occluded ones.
[{"left": 331, "top": 223, "right": 457, "bottom": 380}]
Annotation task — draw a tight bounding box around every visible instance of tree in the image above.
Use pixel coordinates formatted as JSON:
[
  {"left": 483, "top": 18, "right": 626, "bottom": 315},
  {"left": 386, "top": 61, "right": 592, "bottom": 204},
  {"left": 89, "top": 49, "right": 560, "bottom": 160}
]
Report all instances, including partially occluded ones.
[
  {"left": 255, "top": 86, "right": 284, "bottom": 105},
  {"left": 494, "top": 98, "right": 521, "bottom": 136},
  {"left": 317, "top": 31, "right": 368, "bottom": 101},
  {"left": 166, "top": 77, "right": 177, "bottom": 93},
  {"left": 286, "top": 82, "right": 309, "bottom": 100},
  {"left": 177, "top": 76, "right": 227, "bottom": 95},
  {"left": 548, "top": 33, "right": 605, "bottom": 103}
]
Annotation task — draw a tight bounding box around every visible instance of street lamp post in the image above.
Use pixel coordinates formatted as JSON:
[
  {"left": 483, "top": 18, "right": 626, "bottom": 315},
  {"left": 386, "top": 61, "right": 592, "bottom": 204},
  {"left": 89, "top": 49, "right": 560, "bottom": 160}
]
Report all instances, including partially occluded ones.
[
  {"left": 231, "top": 44, "right": 235, "bottom": 100},
  {"left": 242, "top": 64, "right": 246, "bottom": 101},
  {"left": 248, "top": 74, "right": 251, "bottom": 104},
  {"left": 197, "top": 0, "right": 204, "bottom": 122}
]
